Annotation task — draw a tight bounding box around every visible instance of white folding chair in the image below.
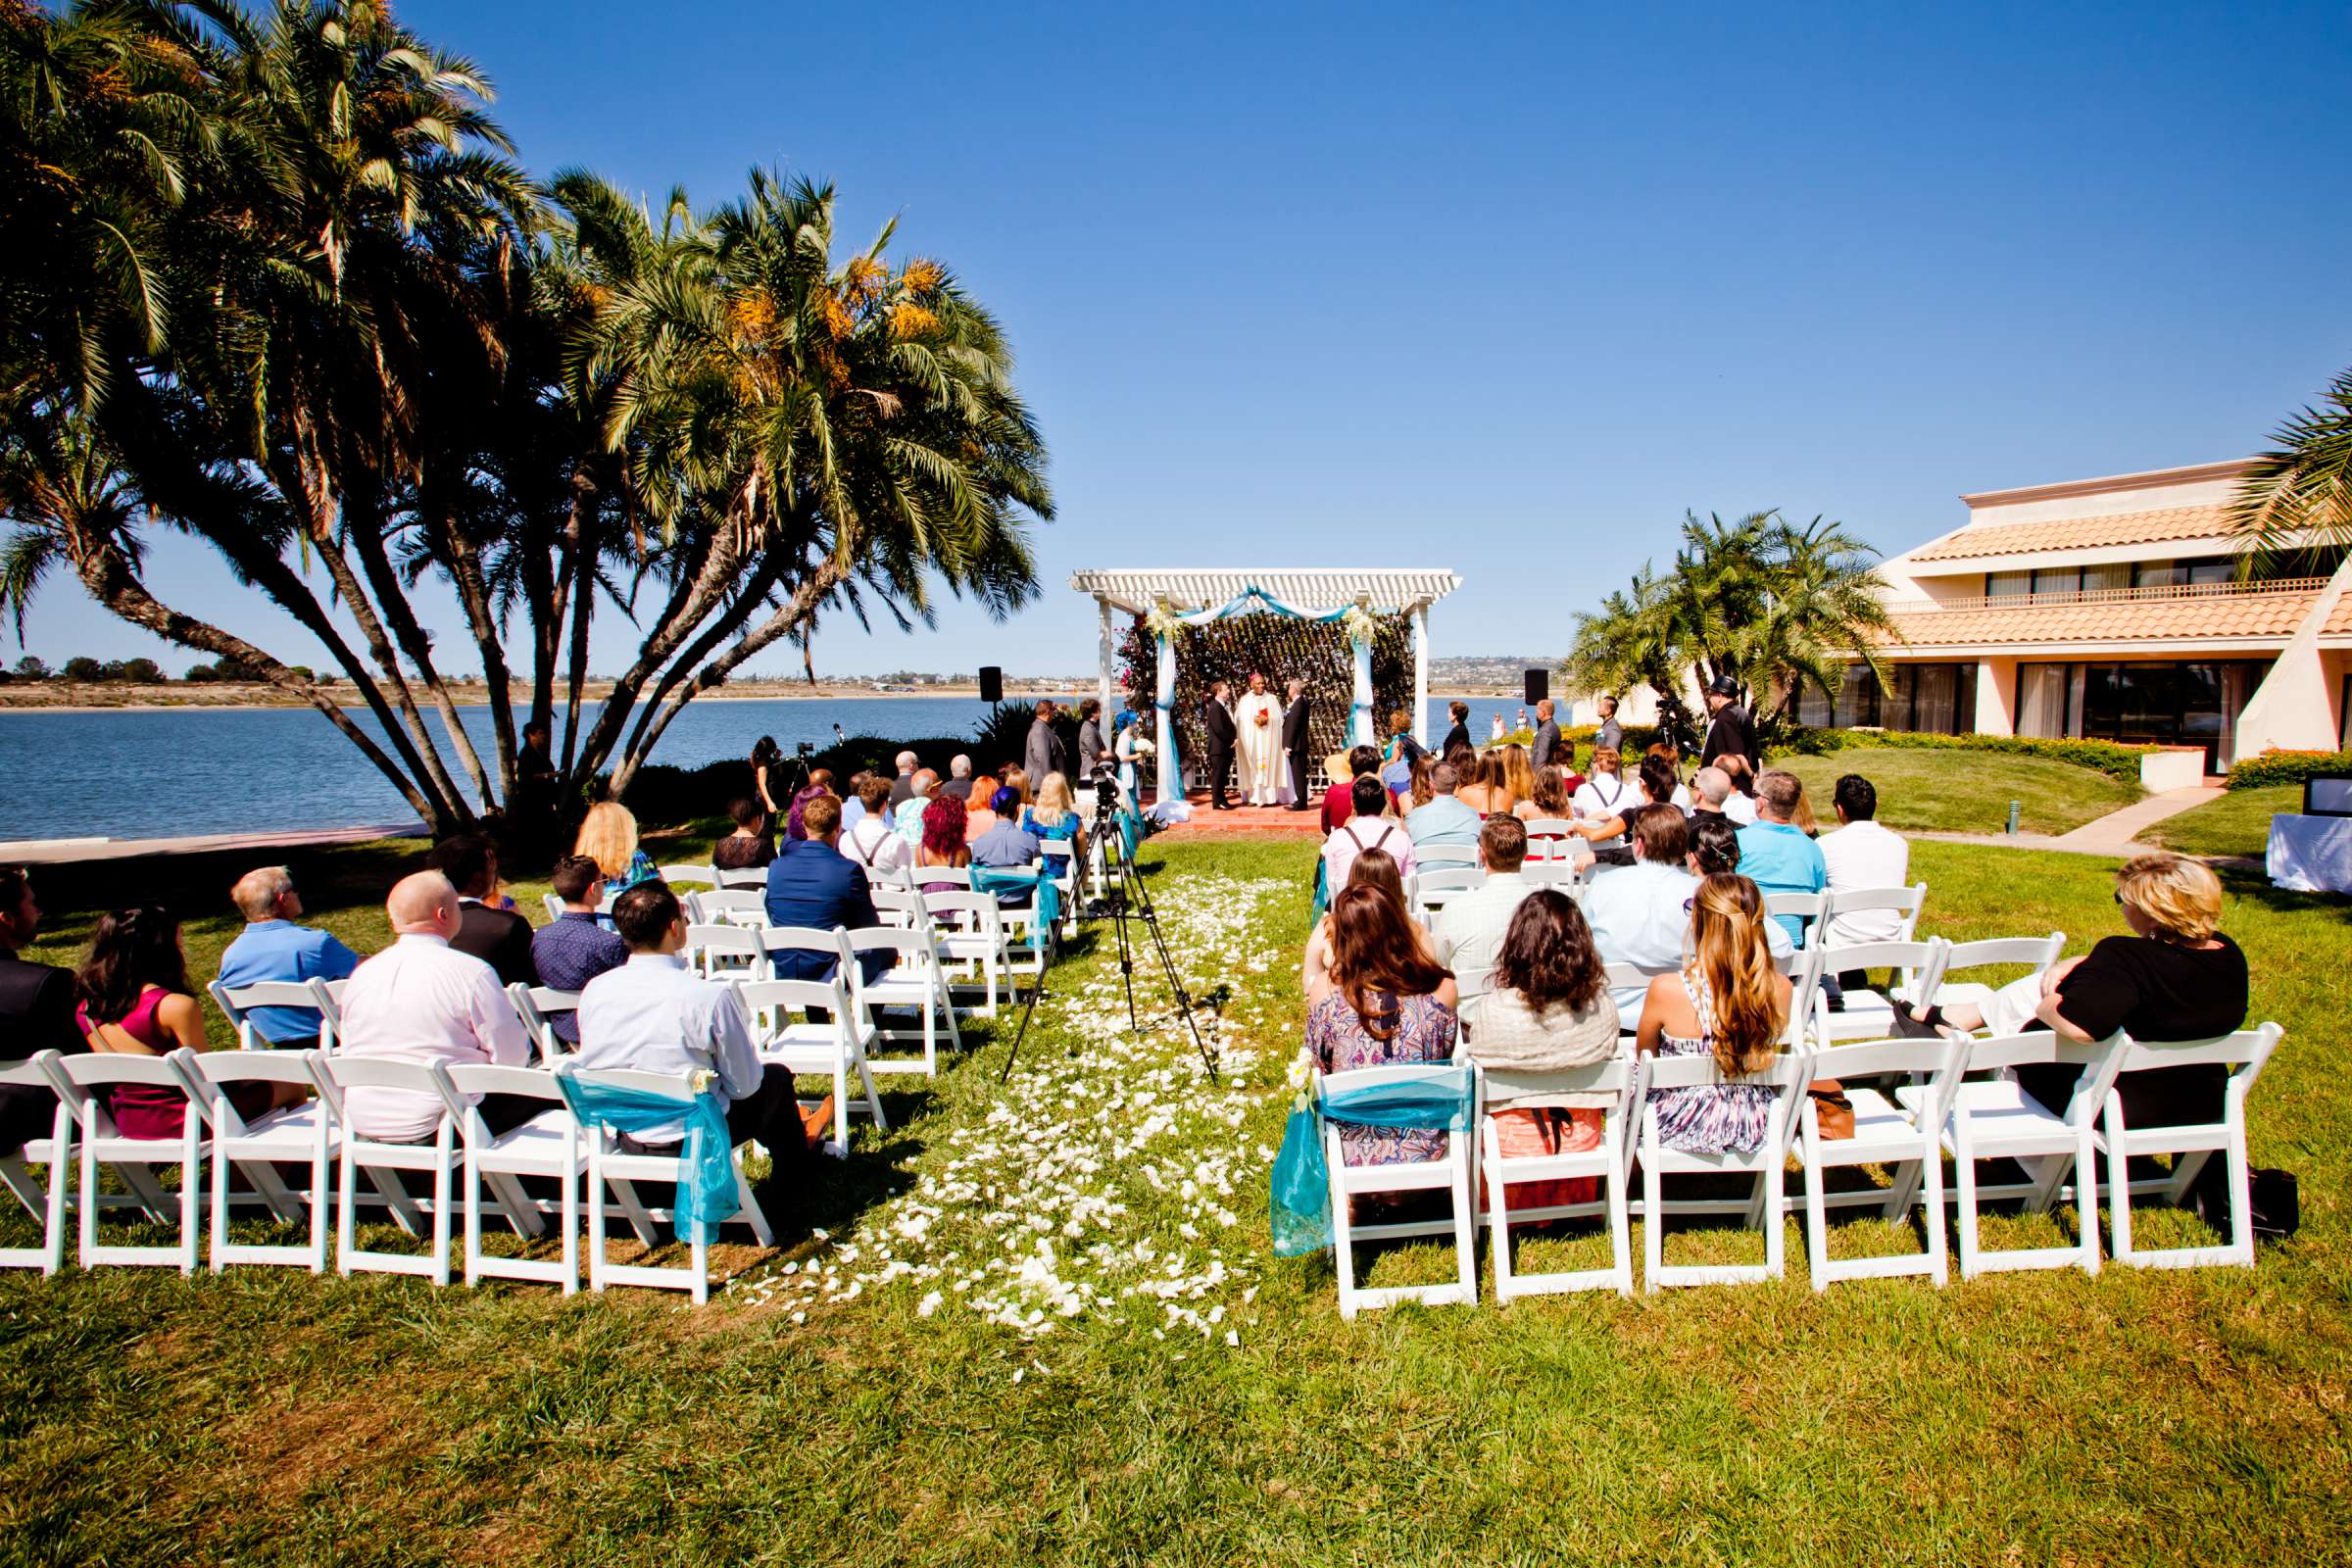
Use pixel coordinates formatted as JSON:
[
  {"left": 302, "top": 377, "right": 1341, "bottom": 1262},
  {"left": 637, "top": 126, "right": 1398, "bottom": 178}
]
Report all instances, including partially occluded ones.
[
  {"left": 1321, "top": 1060, "right": 1479, "bottom": 1319},
  {"left": 188, "top": 1050, "right": 333, "bottom": 1272},
  {"left": 1414, "top": 843, "right": 1481, "bottom": 868},
  {"left": 2100, "top": 1023, "right": 2283, "bottom": 1269},
  {"left": 207, "top": 980, "right": 334, "bottom": 1051},
  {"left": 1818, "top": 882, "right": 1927, "bottom": 947},
  {"left": 559, "top": 1064, "right": 774, "bottom": 1304},
  {"left": 1479, "top": 1059, "right": 1640, "bottom": 1300},
  {"left": 48, "top": 1050, "right": 210, "bottom": 1274},
  {"left": 659, "top": 862, "right": 719, "bottom": 891},
  {"left": 1896, "top": 1031, "right": 2127, "bottom": 1279},
  {"left": 911, "top": 864, "right": 973, "bottom": 891},
  {"left": 0, "top": 1053, "right": 72, "bottom": 1275},
  {"left": 541, "top": 893, "right": 566, "bottom": 925},
  {"left": 687, "top": 889, "right": 770, "bottom": 930},
  {"left": 1763, "top": 891, "right": 1827, "bottom": 949},
  {"left": 1521, "top": 821, "right": 1578, "bottom": 862},
  {"left": 684, "top": 922, "right": 766, "bottom": 984},
  {"left": 1038, "top": 841, "right": 1080, "bottom": 934},
  {"left": 308, "top": 977, "right": 349, "bottom": 1051},
  {"left": 506, "top": 984, "right": 580, "bottom": 1065},
  {"left": 315, "top": 1054, "right": 458, "bottom": 1284},
  {"left": 741, "top": 967, "right": 887, "bottom": 1158},
  {"left": 1452, "top": 965, "right": 1494, "bottom": 1039},
  {"left": 1522, "top": 859, "right": 1584, "bottom": 891},
  {"left": 1797, "top": 1036, "right": 1967, "bottom": 1290},
  {"left": 445, "top": 1062, "right": 580, "bottom": 1293},
  {"left": 1638, "top": 1049, "right": 1812, "bottom": 1291},
  {"left": 1409, "top": 865, "right": 1484, "bottom": 925},
  {"left": 1813, "top": 939, "right": 1950, "bottom": 1046},
  {"left": 922, "top": 889, "right": 1008, "bottom": 1016},
  {"left": 1923, "top": 933, "right": 2066, "bottom": 1016},
  {"left": 713, "top": 865, "right": 768, "bottom": 891},
  {"left": 848, "top": 925, "right": 962, "bottom": 1076}
]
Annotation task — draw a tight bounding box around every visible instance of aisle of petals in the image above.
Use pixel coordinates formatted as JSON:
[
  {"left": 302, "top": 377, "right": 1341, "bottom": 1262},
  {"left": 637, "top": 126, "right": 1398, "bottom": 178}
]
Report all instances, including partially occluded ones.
[{"left": 731, "top": 871, "right": 1295, "bottom": 1351}]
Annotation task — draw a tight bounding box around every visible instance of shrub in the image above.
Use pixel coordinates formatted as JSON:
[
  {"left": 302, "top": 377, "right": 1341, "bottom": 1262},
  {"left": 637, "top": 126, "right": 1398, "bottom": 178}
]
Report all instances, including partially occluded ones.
[
  {"left": 619, "top": 734, "right": 979, "bottom": 827},
  {"left": 61, "top": 656, "right": 104, "bottom": 681},
  {"left": 1779, "top": 727, "right": 2154, "bottom": 784},
  {"left": 2228, "top": 749, "right": 2352, "bottom": 791}
]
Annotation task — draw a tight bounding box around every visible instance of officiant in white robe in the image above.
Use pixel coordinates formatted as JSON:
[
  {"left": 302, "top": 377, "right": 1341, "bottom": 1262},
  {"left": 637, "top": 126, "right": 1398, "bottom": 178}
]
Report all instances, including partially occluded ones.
[{"left": 1235, "top": 672, "right": 1289, "bottom": 806}]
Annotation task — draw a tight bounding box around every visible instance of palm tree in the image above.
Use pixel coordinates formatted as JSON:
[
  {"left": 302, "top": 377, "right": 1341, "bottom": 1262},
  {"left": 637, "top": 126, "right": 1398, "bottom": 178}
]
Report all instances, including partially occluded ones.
[{"left": 2230, "top": 368, "right": 2352, "bottom": 570}]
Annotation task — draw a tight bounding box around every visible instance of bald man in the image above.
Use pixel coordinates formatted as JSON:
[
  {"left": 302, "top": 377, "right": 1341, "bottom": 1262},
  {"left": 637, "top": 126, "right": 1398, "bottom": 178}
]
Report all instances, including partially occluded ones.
[
  {"left": 215, "top": 864, "right": 362, "bottom": 1047},
  {"left": 337, "top": 871, "right": 536, "bottom": 1141}
]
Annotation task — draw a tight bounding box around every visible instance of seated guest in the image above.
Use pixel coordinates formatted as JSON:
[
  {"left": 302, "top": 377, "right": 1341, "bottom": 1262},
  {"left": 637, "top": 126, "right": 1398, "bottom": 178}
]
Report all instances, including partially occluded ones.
[
  {"left": 426, "top": 832, "right": 538, "bottom": 987},
  {"left": 1636, "top": 873, "right": 1791, "bottom": 1154},
  {"left": 1002, "top": 765, "right": 1033, "bottom": 807},
  {"left": 1819, "top": 774, "right": 1908, "bottom": 952},
  {"left": 887, "top": 750, "right": 920, "bottom": 808},
  {"left": 1302, "top": 849, "right": 1430, "bottom": 993},
  {"left": 1639, "top": 752, "right": 1690, "bottom": 812},
  {"left": 941, "top": 755, "right": 976, "bottom": 802},
  {"left": 76, "top": 906, "right": 305, "bottom": 1139},
  {"left": 838, "top": 770, "right": 872, "bottom": 832},
  {"left": 1456, "top": 751, "right": 1516, "bottom": 817},
  {"left": 763, "top": 796, "right": 890, "bottom": 982},
  {"left": 577, "top": 801, "right": 660, "bottom": 894},
  {"left": 785, "top": 768, "right": 834, "bottom": 842},
  {"left": 970, "top": 789, "right": 1045, "bottom": 906},
  {"left": 1686, "top": 815, "right": 1795, "bottom": 963},
  {"left": 1405, "top": 761, "right": 1482, "bottom": 851},
  {"left": 575, "top": 882, "right": 806, "bottom": 1215},
  {"left": 1586, "top": 804, "right": 1700, "bottom": 1028},
  {"left": 0, "top": 867, "right": 83, "bottom": 1158},
  {"left": 1430, "top": 815, "right": 1533, "bottom": 977},
  {"left": 894, "top": 768, "right": 940, "bottom": 845},
  {"left": 1736, "top": 770, "right": 1827, "bottom": 950},
  {"left": 216, "top": 864, "right": 362, "bottom": 1048},
  {"left": 1023, "top": 771, "right": 1088, "bottom": 866},
  {"left": 338, "top": 873, "right": 539, "bottom": 1139},
  {"left": 1323, "top": 774, "right": 1417, "bottom": 890},
  {"left": 1320, "top": 745, "right": 1387, "bottom": 834},
  {"left": 916, "top": 794, "right": 971, "bottom": 892},
  {"left": 713, "top": 796, "right": 779, "bottom": 872},
  {"left": 1526, "top": 762, "right": 1576, "bottom": 825},
  {"left": 1502, "top": 745, "right": 1543, "bottom": 821},
  {"left": 1403, "top": 753, "right": 1438, "bottom": 813},
  {"left": 1573, "top": 745, "right": 1639, "bottom": 821},
  {"left": 529, "top": 855, "right": 627, "bottom": 1043},
  {"left": 1690, "top": 766, "right": 1754, "bottom": 826},
  {"left": 841, "top": 772, "right": 910, "bottom": 880},
  {"left": 1905, "top": 854, "right": 2246, "bottom": 1135},
  {"left": 964, "top": 781, "right": 1005, "bottom": 840},
  {"left": 1719, "top": 754, "right": 1761, "bottom": 809},
  {"left": 1467, "top": 890, "right": 1621, "bottom": 1205},
  {"left": 1305, "top": 883, "right": 1460, "bottom": 1170}
]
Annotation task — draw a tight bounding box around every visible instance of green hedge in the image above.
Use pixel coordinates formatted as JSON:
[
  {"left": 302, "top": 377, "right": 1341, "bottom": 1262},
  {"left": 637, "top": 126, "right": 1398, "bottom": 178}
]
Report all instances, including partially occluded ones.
[
  {"left": 621, "top": 733, "right": 978, "bottom": 826},
  {"left": 2227, "top": 749, "right": 2352, "bottom": 791},
  {"left": 1778, "top": 727, "right": 2155, "bottom": 784}
]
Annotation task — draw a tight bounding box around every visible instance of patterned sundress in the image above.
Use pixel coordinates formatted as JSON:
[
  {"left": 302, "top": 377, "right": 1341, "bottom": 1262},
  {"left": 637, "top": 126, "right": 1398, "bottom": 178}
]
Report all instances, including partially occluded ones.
[
  {"left": 1306, "top": 989, "right": 1459, "bottom": 1167},
  {"left": 1643, "top": 967, "right": 1775, "bottom": 1154}
]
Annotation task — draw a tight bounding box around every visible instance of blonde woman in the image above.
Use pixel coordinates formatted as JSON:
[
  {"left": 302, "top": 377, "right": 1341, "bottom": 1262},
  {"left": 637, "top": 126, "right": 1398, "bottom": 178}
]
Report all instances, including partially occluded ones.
[
  {"left": 1906, "top": 853, "right": 2247, "bottom": 1131},
  {"left": 1022, "top": 771, "right": 1089, "bottom": 866},
  {"left": 1636, "top": 873, "right": 1791, "bottom": 1153},
  {"left": 574, "top": 801, "right": 659, "bottom": 893},
  {"left": 1501, "top": 744, "right": 1542, "bottom": 821}
]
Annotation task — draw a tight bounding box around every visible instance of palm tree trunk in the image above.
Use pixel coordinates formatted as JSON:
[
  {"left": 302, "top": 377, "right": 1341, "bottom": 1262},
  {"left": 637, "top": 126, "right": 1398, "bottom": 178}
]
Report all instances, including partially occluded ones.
[
  {"left": 564, "top": 529, "right": 747, "bottom": 786},
  {"left": 343, "top": 498, "right": 499, "bottom": 808}
]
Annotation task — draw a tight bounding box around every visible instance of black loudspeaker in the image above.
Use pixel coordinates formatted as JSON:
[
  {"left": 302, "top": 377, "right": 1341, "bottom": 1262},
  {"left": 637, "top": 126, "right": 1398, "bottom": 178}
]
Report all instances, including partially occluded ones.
[
  {"left": 978, "top": 665, "right": 1003, "bottom": 705},
  {"left": 1524, "top": 667, "right": 1548, "bottom": 706}
]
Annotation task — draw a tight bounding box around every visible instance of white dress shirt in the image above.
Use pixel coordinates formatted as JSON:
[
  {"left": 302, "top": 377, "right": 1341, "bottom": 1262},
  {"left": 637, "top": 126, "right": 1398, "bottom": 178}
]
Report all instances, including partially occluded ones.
[
  {"left": 1323, "top": 815, "right": 1415, "bottom": 890},
  {"left": 1582, "top": 859, "right": 1795, "bottom": 1028},
  {"left": 575, "top": 954, "right": 764, "bottom": 1143},
  {"left": 1572, "top": 775, "right": 1640, "bottom": 821},
  {"left": 1723, "top": 792, "right": 1757, "bottom": 826},
  {"left": 337, "top": 933, "right": 532, "bottom": 1141},
  {"left": 1819, "top": 819, "right": 1912, "bottom": 944},
  {"left": 841, "top": 812, "right": 911, "bottom": 878},
  {"left": 1430, "top": 871, "right": 1532, "bottom": 978}
]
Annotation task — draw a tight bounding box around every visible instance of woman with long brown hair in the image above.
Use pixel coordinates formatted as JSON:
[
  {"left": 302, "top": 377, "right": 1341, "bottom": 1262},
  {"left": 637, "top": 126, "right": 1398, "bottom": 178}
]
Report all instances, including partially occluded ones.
[
  {"left": 1456, "top": 750, "right": 1516, "bottom": 818},
  {"left": 1636, "top": 873, "right": 1791, "bottom": 1153},
  {"left": 1301, "top": 849, "right": 1432, "bottom": 993},
  {"left": 1405, "top": 752, "right": 1438, "bottom": 811},
  {"left": 1501, "top": 744, "right": 1540, "bottom": 820},
  {"left": 1467, "top": 891, "right": 1621, "bottom": 1206},
  {"left": 1304, "top": 883, "right": 1459, "bottom": 1168}
]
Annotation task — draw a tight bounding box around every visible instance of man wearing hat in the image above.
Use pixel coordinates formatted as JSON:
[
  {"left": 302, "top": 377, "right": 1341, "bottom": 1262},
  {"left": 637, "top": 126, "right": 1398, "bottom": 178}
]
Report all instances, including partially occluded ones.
[{"left": 1698, "top": 675, "right": 1757, "bottom": 775}]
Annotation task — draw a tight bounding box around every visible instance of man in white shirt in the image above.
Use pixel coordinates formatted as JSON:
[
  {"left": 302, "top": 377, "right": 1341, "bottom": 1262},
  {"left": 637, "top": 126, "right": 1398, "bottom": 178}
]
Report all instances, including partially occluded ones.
[
  {"left": 841, "top": 773, "right": 910, "bottom": 880},
  {"left": 576, "top": 883, "right": 806, "bottom": 1179},
  {"left": 1690, "top": 766, "right": 1756, "bottom": 827},
  {"left": 337, "top": 872, "right": 536, "bottom": 1141},
  {"left": 1819, "top": 773, "right": 1911, "bottom": 947},
  {"left": 1430, "top": 817, "right": 1533, "bottom": 978},
  {"left": 1321, "top": 774, "right": 1416, "bottom": 890},
  {"left": 1405, "top": 761, "right": 1482, "bottom": 851},
  {"left": 1584, "top": 805, "right": 1701, "bottom": 1029}
]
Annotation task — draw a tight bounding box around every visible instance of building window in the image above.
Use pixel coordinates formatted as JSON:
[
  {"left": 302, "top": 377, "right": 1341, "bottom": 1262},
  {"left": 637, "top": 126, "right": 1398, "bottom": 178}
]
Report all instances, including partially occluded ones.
[
  {"left": 2134, "top": 560, "right": 2184, "bottom": 589},
  {"left": 2032, "top": 566, "right": 2082, "bottom": 598},
  {"left": 2024, "top": 659, "right": 2274, "bottom": 771},
  {"left": 2082, "top": 562, "right": 2132, "bottom": 593},
  {"left": 1986, "top": 569, "right": 2031, "bottom": 599}
]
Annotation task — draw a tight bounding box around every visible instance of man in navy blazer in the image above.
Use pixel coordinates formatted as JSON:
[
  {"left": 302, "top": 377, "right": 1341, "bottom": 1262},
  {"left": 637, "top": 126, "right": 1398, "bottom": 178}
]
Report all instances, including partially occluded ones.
[{"left": 762, "top": 797, "right": 891, "bottom": 983}]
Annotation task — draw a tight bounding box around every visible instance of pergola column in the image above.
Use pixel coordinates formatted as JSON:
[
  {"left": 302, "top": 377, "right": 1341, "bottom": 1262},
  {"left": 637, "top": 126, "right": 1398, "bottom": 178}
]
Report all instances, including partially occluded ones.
[
  {"left": 1411, "top": 602, "right": 1431, "bottom": 746},
  {"left": 1096, "top": 594, "right": 1116, "bottom": 717}
]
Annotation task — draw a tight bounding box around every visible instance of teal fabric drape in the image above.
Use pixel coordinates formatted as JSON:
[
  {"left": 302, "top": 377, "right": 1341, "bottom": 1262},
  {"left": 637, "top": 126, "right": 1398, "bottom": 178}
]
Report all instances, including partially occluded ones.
[
  {"left": 556, "top": 1075, "right": 741, "bottom": 1230},
  {"left": 1268, "top": 1064, "right": 1474, "bottom": 1256},
  {"left": 971, "top": 863, "right": 1061, "bottom": 931}
]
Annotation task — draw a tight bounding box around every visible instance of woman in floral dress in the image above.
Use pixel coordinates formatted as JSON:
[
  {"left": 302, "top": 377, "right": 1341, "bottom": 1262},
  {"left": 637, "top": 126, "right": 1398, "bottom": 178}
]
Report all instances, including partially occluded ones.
[
  {"left": 1304, "top": 883, "right": 1460, "bottom": 1167},
  {"left": 1637, "top": 872, "right": 1791, "bottom": 1154}
]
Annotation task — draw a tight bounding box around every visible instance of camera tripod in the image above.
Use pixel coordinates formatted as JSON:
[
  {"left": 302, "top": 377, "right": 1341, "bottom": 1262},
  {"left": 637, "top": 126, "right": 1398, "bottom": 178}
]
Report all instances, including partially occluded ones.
[{"left": 998, "top": 783, "right": 1220, "bottom": 1085}]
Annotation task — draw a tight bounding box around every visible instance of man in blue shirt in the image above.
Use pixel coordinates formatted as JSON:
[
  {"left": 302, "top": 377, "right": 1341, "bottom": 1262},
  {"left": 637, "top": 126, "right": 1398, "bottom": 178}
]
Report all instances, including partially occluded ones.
[
  {"left": 217, "top": 865, "right": 363, "bottom": 1046},
  {"left": 1405, "top": 761, "right": 1482, "bottom": 851},
  {"left": 969, "top": 794, "right": 1043, "bottom": 907},
  {"left": 530, "top": 855, "right": 628, "bottom": 1043},
  {"left": 764, "top": 796, "right": 890, "bottom": 983},
  {"left": 1735, "top": 770, "right": 1827, "bottom": 949}
]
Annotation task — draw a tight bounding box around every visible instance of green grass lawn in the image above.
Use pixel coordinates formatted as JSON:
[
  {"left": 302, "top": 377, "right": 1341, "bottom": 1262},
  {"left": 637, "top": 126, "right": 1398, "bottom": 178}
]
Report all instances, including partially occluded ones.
[
  {"left": 2137, "top": 784, "right": 2298, "bottom": 860},
  {"left": 4, "top": 835, "right": 2349, "bottom": 1564},
  {"left": 1776, "top": 748, "right": 2143, "bottom": 837}
]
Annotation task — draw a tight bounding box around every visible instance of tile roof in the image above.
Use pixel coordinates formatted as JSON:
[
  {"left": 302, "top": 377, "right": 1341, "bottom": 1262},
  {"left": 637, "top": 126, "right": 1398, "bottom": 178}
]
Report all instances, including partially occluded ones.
[
  {"left": 2328, "top": 594, "right": 2352, "bottom": 635},
  {"left": 1906, "top": 505, "right": 2234, "bottom": 564},
  {"left": 1884, "top": 585, "right": 2321, "bottom": 647}
]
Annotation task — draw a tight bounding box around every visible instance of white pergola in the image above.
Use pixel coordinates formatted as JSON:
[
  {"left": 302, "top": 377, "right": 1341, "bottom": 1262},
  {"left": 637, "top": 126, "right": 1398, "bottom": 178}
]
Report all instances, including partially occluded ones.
[{"left": 1069, "top": 567, "right": 1462, "bottom": 800}]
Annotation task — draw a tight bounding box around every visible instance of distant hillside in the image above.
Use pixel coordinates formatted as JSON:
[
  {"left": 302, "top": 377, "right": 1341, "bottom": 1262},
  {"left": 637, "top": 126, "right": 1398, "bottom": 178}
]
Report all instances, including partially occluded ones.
[{"left": 1429, "top": 655, "right": 1559, "bottom": 687}]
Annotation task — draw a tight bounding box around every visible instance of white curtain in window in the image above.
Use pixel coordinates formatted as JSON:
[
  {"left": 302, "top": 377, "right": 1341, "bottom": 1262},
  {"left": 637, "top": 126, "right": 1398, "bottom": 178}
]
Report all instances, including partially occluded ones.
[
  {"left": 2082, "top": 563, "right": 2132, "bottom": 593},
  {"left": 2018, "top": 664, "right": 2068, "bottom": 737}
]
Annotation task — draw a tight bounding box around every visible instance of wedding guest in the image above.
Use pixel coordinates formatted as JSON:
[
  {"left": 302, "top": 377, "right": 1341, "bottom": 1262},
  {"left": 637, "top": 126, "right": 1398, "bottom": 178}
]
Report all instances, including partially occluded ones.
[
  {"left": 1430, "top": 815, "right": 1533, "bottom": 977},
  {"left": 426, "top": 832, "right": 538, "bottom": 988},
  {"left": 916, "top": 794, "right": 972, "bottom": 892},
  {"left": 1819, "top": 774, "right": 1909, "bottom": 949},
  {"left": 888, "top": 751, "right": 920, "bottom": 808},
  {"left": 576, "top": 801, "right": 659, "bottom": 894},
  {"left": 1468, "top": 890, "right": 1620, "bottom": 1205},
  {"left": 942, "top": 755, "right": 977, "bottom": 803},
  {"left": 763, "top": 797, "right": 889, "bottom": 983},
  {"left": 1456, "top": 751, "right": 1516, "bottom": 817},
  {"left": 216, "top": 864, "right": 361, "bottom": 1047},
  {"left": 785, "top": 767, "right": 834, "bottom": 842},
  {"left": 1023, "top": 771, "right": 1088, "bottom": 865},
  {"left": 1320, "top": 745, "right": 1389, "bottom": 833},
  {"left": 1305, "top": 884, "right": 1459, "bottom": 1170},
  {"left": 1405, "top": 760, "right": 1482, "bottom": 851},
  {"left": 530, "top": 856, "right": 627, "bottom": 1043},
  {"left": 1573, "top": 745, "right": 1639, "bottom": 822},
  {"left": 1301, "top": 849, "right": 1428, "bottom": 993},
  {"left": 840, "top": 772, "right": 909, "bottom": 880},
  {"left": 1636, "top": 874, "right": 1791, "bottom": 1154},
  {"left": 1685, "top": 816, "right": 1795, "bottom": 963},
  {"left": 1736, "top": 771, "right": 1827, "bottom": 949},
  {"left": 1323, "top": 774, "right": 1417, "bottom": 889},
  {"left": 1585, "top": 804, "right": 1701, "bottom": 1028},
  {"left": 894, "top": 768, "right": 940, "bottom": 844},
  {"left": 0, "top": 867, "right": 81, "bottom": 1157},
  {"left": 712, "top": 797, "right": 779, "bottom": 872}
]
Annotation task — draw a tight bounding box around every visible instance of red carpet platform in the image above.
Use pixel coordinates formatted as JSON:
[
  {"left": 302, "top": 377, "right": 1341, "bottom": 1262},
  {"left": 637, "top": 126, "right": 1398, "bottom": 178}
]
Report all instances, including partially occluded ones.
[{"left": 1152, "top": 792, "right": 1323, "bottom": 840}]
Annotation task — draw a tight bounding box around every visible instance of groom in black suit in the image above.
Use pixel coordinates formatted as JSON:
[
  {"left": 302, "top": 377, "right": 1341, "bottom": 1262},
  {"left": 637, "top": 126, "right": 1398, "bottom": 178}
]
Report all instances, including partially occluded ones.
[
  {"left": 1281, "top": 678, "right": 1313, "bottom": 809},
  {"left": 1200, "top": 681, "right": 1237, "bottom": 809}
]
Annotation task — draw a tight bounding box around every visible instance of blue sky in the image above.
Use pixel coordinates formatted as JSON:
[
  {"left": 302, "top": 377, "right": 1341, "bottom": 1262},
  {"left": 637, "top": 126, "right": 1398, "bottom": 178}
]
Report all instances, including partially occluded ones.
[{"left": 19, "top": 0, "right": 2352, "bottom": 675}]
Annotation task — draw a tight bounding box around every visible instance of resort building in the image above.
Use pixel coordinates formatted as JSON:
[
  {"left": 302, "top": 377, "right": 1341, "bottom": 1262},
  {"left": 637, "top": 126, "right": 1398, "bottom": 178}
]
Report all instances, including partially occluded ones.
[{"left": 1798, "top": 460, "right": 2352, "bottom": 773}]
